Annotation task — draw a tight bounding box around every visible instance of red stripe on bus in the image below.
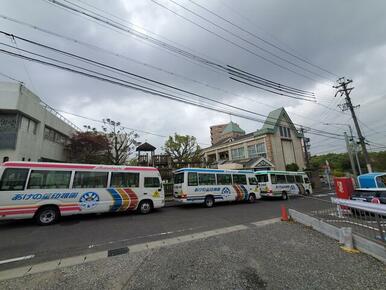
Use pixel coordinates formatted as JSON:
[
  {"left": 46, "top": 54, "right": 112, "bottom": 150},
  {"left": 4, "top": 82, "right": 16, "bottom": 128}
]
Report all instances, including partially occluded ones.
[
  {"left": 0, "top": 209, "right": 37, "bottom": 216},
  {"left": 0, "top": 205, "right": 38, "bottom": 211},
  {"left": 60, "top": 207, "right": 81, "bottom": 212},
  {"left": 3, "top": 162, "right": 158, "bottom": 171}
]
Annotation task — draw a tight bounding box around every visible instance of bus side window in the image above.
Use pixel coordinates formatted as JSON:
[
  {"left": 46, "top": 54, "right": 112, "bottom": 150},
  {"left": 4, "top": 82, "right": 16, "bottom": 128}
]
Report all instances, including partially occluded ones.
[
  {"left": 286, "top": 175, "right": 295, "bottom": 183},
  {"left": 304, "top": 177, "right": 310, "bottom": 184},
  {"left": 295, "top": 175, "right": 303, "bottom": 183},
  {"left": 217, "top": 174, "right": 232, "bottom": 185},
  {"left": 0, "top": 168, "right": 29, "bottom": 191},
  {"left": 270, "top": 174, "right": 277, "bottom": 184},
  {"left": 144, "top": 177, "right": 160, "bottom": 188},
  {"left": 110, "top": 172, "right": 139, "bottom": 188},
  {"left": 27, "top": 170, "right": 71, "bottom": 189},
  {"left": 233, "top": 174, "right": 247, "bottom": 185},
  {"left": 256, "top": 174, "right": 268, "bottom": 183},
  {"left": 248, "top": 177, "right": 258, "bottom": 185},
  {"left": 198, "top": 173, "right": 216, "bottom": 185},
  {"left": 276, "top": 175, "right": 286, "bottom": 184},
  {"left": 188, "top": 172, "right": 198, "bottom": 186},
  {"left": 73, "top": 171, "right": 108, "bottom": 188}
]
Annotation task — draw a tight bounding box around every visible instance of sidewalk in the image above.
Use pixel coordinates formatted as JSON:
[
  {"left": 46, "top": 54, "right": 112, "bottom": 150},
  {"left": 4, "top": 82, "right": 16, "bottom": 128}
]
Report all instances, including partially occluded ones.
[{"left": 1, "top": 220, "right": 385, "bottom": 289}]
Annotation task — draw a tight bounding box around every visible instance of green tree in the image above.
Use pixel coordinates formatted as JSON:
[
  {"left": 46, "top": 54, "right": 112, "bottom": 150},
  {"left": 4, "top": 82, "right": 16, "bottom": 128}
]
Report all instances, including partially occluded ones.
[
  {"left": 66, "top": 127, "right": 110, "bottom": 164},
  {"left": 285, "top": 163, "right": 299, "bottom": 171},
  {"left": 164, "top": 133, "right": 201, "bottom": 164},
  {"left": 102, "top": 119, "right": 140, "bottom": 165}
]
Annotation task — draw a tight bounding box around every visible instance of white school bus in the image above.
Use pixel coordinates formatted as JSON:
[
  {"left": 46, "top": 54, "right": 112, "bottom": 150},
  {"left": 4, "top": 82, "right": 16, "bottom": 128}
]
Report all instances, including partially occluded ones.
[
  {"left": 173, "top": 168, "right": 261, "bottom": 207},
  {"left": 255, "top": 170, "right": 312, "bottom": 200},
  {"left": 0, "top": 162, "right": 164, "bottom": 225}
]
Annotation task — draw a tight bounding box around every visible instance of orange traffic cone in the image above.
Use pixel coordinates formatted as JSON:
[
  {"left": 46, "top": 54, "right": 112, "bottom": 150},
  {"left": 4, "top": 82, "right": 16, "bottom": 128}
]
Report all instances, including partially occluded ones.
[{"left": 281, "top": 204, "right": 289, "bottom": 221}]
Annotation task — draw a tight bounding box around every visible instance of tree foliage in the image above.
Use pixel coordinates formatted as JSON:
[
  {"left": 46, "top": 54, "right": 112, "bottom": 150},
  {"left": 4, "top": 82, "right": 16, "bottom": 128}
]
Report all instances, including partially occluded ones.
[
  {"left": 66, "top": 128, "right": 110, "bottom": 164},
  {"left": 164, "top": 133, "right": 201, "bottom": 164},
  {"left": 285, "top": 163, "right": 299, "bottom": 171},
  {"left": 310, "top": 151, "right": 386, "bottom": 173},
  {"left": 102, "top": 119, "right": 140, "bottom": 165},
  {"left": 66, "top": 120, "right": 140, "bottom": 165}
]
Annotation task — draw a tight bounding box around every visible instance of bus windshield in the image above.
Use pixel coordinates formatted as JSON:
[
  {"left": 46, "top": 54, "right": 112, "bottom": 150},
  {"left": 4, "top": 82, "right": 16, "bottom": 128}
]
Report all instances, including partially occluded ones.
[{"left": 174, "top": 173, "right": 184, "bottom": 184}]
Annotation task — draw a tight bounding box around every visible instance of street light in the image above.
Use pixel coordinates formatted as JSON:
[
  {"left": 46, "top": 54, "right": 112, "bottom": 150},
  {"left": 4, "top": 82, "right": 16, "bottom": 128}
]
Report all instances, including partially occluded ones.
[{"left": 323, "top": 123, "right": 362, "bottom": 176}]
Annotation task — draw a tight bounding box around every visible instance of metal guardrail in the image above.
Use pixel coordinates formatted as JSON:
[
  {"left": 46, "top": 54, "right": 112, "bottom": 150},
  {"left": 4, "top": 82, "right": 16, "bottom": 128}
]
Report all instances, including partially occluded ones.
[{"left": 309, "top": 198, "right": 386, "bottom": 246}]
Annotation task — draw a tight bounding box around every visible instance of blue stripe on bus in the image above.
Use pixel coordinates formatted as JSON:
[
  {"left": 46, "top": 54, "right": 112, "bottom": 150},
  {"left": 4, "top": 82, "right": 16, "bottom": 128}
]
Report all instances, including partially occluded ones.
[{"left": 108, "top": 188, "right": 122, "bottom": 211}]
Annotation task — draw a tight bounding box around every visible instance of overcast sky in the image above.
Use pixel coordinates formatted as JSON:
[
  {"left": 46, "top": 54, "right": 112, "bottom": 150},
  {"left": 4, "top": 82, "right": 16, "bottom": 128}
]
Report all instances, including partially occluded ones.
[{"left": 1, "top": 0, "right": 386, "bottom": 155}]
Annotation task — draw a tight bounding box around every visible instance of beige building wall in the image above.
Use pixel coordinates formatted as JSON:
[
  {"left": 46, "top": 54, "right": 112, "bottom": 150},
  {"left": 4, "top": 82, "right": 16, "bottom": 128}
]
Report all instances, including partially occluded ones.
[
  {"left": 0, "top": 82, "right": 76, "bottom": 162},
  {"left": 210, "top": 124, "right": 227, "bottom": 145}
]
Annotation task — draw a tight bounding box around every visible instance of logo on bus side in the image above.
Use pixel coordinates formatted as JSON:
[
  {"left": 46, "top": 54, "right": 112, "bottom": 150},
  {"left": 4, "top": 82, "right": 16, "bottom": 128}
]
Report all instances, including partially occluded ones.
[
  {"left": 79, "top": 192, "right": 100, "bottom": 209},
  {"left": 221, "top": 187, "right": 231, "bottom": 197}
]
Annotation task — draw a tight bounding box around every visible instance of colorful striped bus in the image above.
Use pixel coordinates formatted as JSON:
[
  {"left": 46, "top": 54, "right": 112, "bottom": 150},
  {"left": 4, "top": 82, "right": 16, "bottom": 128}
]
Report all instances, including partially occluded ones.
[
  {"left": 0, "top": 162, "right": 164, "bottom": 225},
  {"left": 173, "top": 168, "right": 261, "bottom": 207}
]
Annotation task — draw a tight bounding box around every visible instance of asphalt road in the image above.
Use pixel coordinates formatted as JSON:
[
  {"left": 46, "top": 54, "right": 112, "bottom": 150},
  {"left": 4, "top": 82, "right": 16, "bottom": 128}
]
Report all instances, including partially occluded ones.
[{"left": 0, "top": 195, "right": 333, "bottom": 270}]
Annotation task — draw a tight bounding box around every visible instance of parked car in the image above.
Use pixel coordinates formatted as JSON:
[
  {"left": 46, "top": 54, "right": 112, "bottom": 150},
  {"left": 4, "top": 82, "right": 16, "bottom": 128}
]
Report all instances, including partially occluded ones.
[{"left": 351, "top": 188, "right": 386, "bottom": 204}]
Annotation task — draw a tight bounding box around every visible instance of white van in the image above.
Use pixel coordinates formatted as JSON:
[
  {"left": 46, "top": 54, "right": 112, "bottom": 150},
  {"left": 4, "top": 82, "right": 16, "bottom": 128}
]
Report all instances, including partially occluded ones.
[
  {"left": 173, "top": 168, "right": 261, "bottom": 207},
  {"left": 255, "top": 170, "right": 312, "bottom": 200},
  {"left": 0, "top": 162, "right": 164, "bottom": 225}
]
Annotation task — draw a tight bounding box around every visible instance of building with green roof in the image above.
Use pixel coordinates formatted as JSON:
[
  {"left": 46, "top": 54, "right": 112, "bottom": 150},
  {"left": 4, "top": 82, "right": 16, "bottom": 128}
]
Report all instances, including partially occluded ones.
[{"left": 203, "top": 107, "right": 306, "bottom": 171}]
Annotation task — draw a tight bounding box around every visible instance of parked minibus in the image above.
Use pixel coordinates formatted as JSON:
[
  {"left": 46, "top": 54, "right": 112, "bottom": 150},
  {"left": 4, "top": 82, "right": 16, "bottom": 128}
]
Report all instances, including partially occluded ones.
[
  {"left": 255, "top": 170, "right": 312, "bottom": 200},
  {"left": 173, "top": 168, "right": 261, "bottom": 207},
  {"left": 0, "top": 162, "right": 164, "bottom": 225}
]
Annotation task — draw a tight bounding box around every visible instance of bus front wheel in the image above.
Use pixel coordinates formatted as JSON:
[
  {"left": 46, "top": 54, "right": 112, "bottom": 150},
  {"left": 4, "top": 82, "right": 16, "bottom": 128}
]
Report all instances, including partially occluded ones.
[
  {"left": 138, "top": 200, "right": 153, "bottom": 214},
  {"left": 282, "top": 192, "right": 288, "bottom": 200},
  {"left": 35, "top": 206, "right": 60, "bottom": 226},
  {"left": 248, "top": 193, "right": 256, "bottom": 203},
  {"left": 204, "top": 196, "right": 214, "bottom": 208}
]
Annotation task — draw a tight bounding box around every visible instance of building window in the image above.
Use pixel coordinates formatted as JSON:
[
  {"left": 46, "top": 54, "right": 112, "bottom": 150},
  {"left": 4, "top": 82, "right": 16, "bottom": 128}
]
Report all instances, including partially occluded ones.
[
  {"left": 44, "top": 126, "right": 68, "bottom": 144},
  {"left": 279, "top": 126, "right": 291, "bottom": 138},
  {"left": 247, "top": 143, "right": 267, "bottom": 158},
  {"left": 231, "top": 147, "right": 245, "bottom": 160},
  {"left": 20, "top": 116, "right": 37, "bottom": 135}
]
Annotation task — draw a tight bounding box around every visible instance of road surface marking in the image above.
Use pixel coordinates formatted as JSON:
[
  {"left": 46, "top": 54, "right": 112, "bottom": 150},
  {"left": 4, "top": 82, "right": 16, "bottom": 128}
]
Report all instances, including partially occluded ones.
[
  {"left": 0, "top": 218, "right": 277, "bottom": 281},
  {"left": 0, "top": 255, "right": 35, "bottom": 265}
]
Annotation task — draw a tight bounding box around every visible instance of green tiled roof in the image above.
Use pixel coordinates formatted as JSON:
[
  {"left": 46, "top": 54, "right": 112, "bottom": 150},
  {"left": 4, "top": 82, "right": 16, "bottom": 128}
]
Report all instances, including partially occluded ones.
[
  {"left": 222, "top": 122, "right": 245, "bottom": 134},
  {"left": 255, "top": 107, "right": 302, "bottom": 137}
]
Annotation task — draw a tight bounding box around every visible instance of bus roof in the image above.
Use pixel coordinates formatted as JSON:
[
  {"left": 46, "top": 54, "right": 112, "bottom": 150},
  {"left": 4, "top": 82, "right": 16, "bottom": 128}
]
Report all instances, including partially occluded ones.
[
  {"left": 254, "top": 170, "right": 306, "bottom": 175},
  {"left": 1, "top": 161, "right": 158, "bottom": 172},
  {"left": 174, "top": 168, "right": 254, "bottom": 174},
  {"left": 357, "top": 172, "right": 386, "bottom": 188}
]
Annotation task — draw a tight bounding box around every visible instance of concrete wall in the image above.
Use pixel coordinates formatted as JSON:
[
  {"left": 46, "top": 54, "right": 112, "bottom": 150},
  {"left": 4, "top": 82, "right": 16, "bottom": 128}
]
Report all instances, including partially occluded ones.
[{"left": 0, "top": 82, "right": 76, "bottom": 162}]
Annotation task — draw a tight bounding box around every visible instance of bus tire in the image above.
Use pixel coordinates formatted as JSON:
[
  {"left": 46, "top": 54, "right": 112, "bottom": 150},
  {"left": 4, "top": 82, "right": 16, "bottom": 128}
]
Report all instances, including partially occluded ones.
[
  {"left": 248, "top": 193, "right": 256, "bottom": 203},
  {"left": 305, "top": 190, "right": 310, "bottom": 196},
  {"left": 204, "top": 195, "right": 214, "bottom": 208},
  {"left": 282, "top": 191, "right": 288, "bottom": 200},
  {"left": 138, "top": 200, "right": 153, "bottom": 214},
  {"left": 34, "top": 205, "right": 60, "bottom": 226}
]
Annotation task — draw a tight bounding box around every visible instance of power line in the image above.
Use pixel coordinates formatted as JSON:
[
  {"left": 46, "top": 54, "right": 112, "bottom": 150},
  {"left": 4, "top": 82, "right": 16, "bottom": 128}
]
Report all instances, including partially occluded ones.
[
  {"left": 0, "top": 47, "right": 344, "bottom": 141},
  {"left": 187, "top": 0, "right": 338, "bottom": 78},
  {"left": 149, "top": 0, "right": 323, "bottom": 83},
  {"left": 166, "top": 0, "right": 333, "bottom": 82},
  {"left": 41, "top": 1, "right": 316, "bottom": 99}
]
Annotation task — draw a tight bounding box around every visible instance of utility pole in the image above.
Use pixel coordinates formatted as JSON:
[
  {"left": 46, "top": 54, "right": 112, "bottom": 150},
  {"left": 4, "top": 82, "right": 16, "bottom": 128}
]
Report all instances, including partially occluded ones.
[
  {"left": 344, "top": 131, "right": 357, "bottom": 180},
  {"left": 348, "top": 125, "right": 362, "bottom": 175},
  {"left": 333, "top": 77, "right": 372, "bottom": 173},
  {"left": 300, "top": 127, "right": 311, "bottom": 169}
]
